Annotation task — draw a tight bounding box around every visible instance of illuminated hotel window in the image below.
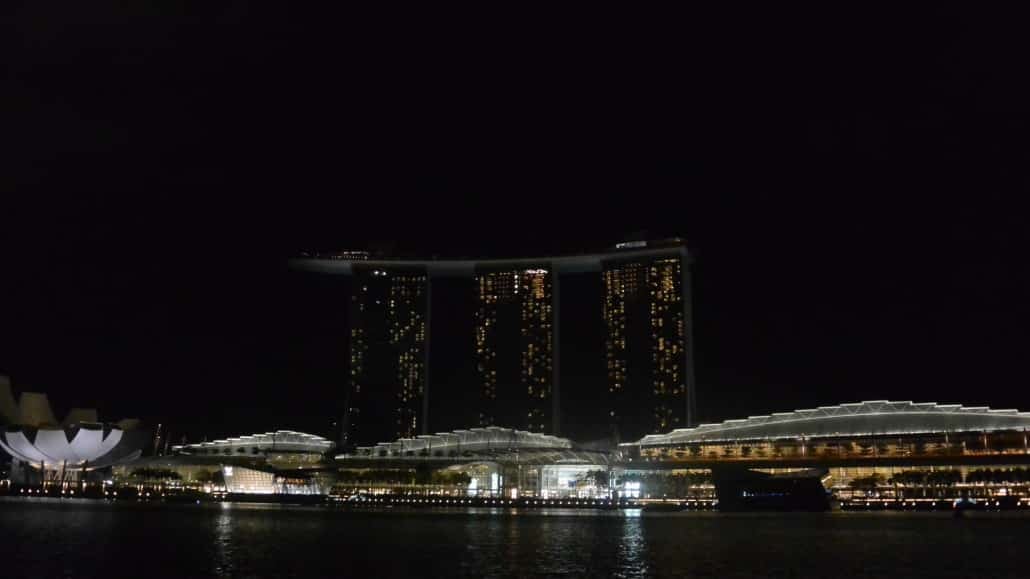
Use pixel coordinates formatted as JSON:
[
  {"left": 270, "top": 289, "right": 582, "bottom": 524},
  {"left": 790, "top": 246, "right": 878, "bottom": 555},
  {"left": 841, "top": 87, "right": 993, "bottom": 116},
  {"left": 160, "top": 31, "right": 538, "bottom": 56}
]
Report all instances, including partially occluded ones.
[
  {"left": 473, "top": 267, "right": 553, "bottom": 432},
  {"left": 603, "top": 254, "right": 688, "bottom": 440},
  {"left": 346, "top": 267, "right": 428, "bottom": 445}
]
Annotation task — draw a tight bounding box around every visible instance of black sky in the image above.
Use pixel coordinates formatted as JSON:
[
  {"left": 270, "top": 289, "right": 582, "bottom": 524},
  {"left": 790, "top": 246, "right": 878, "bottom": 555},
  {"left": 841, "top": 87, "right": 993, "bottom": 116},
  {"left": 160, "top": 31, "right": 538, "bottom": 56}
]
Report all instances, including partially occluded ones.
[{"left": 3, "top": 5, "right": 1029, "bottom": 441}]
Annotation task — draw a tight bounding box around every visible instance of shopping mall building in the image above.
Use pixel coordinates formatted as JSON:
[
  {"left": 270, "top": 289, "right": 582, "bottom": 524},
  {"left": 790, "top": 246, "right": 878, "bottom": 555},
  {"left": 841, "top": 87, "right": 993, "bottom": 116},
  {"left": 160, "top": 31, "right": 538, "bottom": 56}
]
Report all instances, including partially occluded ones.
[
  {"left": 335, "top": 426, "right": 617, "bottom": 499},
  {"left": 95, "top": 400, "right": 1030, "bottom": 505},
  {"left": 113, "top": 430, "right": 335, "bottom": 495},
  {"left": 622, "top": 400, "right": 1030, "bottom": 502}
]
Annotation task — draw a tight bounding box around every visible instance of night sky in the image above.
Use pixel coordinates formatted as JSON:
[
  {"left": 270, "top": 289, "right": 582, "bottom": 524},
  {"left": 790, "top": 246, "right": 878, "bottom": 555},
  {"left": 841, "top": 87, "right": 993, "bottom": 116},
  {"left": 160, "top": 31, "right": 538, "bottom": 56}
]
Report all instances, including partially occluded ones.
[{"left": 4, "top": 6, "right": 1029, "bottom": 443}]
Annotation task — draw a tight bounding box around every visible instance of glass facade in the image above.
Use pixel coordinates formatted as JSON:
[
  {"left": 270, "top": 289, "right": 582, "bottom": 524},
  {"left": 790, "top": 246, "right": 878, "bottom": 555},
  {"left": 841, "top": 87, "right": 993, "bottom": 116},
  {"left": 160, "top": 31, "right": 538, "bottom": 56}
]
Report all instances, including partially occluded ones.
[
  {"left": 603, "top": 254, "right": 689, "bottom": 442},
  {"left": 222, "top": 465, "right": 328, "bottom": 495},
  {"left": 473, "top": 267, "right": 554, "bottom": 433},
  {"left": 346, "top": 266, "right": 428, "bottom": 446},
  {"left": 634, "top": 430, "right": 1030, "bottom": 463},
  {"left": 314, "top": 245, "right": 694, "bottom": 446}
]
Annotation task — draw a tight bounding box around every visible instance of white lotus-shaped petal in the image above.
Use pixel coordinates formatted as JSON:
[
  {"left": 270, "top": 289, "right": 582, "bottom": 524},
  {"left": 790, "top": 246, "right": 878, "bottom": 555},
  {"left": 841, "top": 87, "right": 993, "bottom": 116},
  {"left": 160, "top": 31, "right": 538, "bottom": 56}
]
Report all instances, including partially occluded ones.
[
  {"left": 69, "top": 427, "right": 105, "bottom": 462},
  {"left": 34, "top": 429, "right": 76, "bottom": 463},
  {"left": 0, "top": 430, "right": 53, "bottom": 463},
  {"left": 0, "top": 426, "right": 144, "bottom": 470}
]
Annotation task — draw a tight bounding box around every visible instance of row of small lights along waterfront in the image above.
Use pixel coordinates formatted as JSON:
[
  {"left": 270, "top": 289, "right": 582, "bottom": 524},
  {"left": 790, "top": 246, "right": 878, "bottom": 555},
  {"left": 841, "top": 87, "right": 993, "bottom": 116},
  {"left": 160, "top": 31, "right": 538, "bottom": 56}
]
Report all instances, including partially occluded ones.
[{"left": 330, "top": 495, "right": 718, "bottom": 511}]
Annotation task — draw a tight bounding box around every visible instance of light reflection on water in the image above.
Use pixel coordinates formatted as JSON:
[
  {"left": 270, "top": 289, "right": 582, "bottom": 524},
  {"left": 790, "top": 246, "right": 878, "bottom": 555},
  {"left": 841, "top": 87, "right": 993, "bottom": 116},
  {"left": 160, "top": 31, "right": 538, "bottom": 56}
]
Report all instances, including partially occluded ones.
[
  {"left": 617, "top": 513, "right": 648, "bottom": 578},
  {"left": 4, "top": 499, "right": 1030, "bottom": 578},
  {"left": 213, "top": 505, "right": 234, "bottom": 577}
]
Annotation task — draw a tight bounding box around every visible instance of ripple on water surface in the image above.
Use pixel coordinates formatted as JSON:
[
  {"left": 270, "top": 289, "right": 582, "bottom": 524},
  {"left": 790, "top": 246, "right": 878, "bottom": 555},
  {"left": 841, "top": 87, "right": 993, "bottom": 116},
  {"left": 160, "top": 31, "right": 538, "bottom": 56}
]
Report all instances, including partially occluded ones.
[{"left": 3, "top": 499, "right": 1030, "bottom": 578}]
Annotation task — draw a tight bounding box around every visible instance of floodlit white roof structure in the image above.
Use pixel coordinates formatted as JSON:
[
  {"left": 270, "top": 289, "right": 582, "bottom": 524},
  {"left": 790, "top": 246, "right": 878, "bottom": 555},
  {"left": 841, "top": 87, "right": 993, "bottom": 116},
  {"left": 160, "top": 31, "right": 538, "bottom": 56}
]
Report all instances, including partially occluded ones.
[
  {"left": 632, "top": 401, "right": 1030, "bottom": 447},
  {"left": 345, "top": 426, "right": 573, "bottom": 458},
  {"left": 338, "top": 427, "right": 615, "bottom": 466},
  {"left": 172, "top": 430, "right": 334, "bottom": 455},
  {"left": 0, "top": 376, "right": 147, "bottom": 470},
  {"left": 0, "top": 425, "right": 146, "bottom": 469}
]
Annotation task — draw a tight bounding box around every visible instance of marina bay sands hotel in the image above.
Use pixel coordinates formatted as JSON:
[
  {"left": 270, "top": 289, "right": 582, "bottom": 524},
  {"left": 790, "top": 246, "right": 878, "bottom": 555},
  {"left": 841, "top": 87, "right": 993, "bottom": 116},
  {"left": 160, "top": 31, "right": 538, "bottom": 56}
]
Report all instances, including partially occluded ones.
[{"left": 290, "top": 238, "right": 695, "bottom": 448}]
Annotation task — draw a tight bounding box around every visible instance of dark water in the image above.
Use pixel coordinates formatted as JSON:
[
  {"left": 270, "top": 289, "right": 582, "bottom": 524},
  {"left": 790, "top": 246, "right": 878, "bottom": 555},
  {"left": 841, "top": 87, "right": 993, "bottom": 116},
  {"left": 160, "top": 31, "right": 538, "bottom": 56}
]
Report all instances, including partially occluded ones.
[{"left": 3, "top": 498, "right": 1029, "bottom": 578}]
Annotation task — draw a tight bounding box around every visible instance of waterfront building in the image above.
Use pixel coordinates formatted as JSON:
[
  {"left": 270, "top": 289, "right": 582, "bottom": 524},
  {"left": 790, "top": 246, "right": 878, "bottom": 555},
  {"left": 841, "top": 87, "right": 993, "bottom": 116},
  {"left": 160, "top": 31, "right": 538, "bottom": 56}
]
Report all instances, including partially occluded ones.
[
  {"left": 221, "top": 465, "right": 329, "bottom": 495},
  {"left": 0, "top": 377, "right": 148, "bottom": 485},
  {"left": 108, "top": 399, "right": 1030, "bottom": 505},
  {"left": 289, "top": 238, "right": 695, "bottom": 444},
  {"left": 602, "top": 243, "right": 693, "bottom": 442},
  {"left": 346, "top": 265, "right": 429, "bottom": 446},
  {"left": 623, "top": 400, "right": 1030, "bottom": 502},
  {"left": 335, "top": 426, "right": 615, "bottom": 499},
  {"left": 473, "top": 266, "right": 554, "bottom": 432},
  {"left": 116, "top": 430, "right": 335, "bottom": 494}
]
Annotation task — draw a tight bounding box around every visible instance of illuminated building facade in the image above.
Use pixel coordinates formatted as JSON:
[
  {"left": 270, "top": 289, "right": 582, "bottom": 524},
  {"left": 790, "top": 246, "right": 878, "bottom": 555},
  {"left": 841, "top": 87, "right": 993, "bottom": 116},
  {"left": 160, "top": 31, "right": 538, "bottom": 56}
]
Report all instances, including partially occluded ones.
[
  {"left": 473, "top": 267, "right": 556, "bottom": 433},
  {"left": 345, "top": 265, "right": 429, "bottom": 446},
  {"left": 0, "top": 378, "right": 149, "bottom": 484},
  {"left": 291, "top": 239, "right": 693, "bottom": 447},
  {"left": 623, "top": 401, "right": 1030, "bottom": 503},
  {"left": 603, "top": 247, "right": 694, "bottom": 442},
  {"left": 337, "top": 427, "right": 616, "bottom": 499}
]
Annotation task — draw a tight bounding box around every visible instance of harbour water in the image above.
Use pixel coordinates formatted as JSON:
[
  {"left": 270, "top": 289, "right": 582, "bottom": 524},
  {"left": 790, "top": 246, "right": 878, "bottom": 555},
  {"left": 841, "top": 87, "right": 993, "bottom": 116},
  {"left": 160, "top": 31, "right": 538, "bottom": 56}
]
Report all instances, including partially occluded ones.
[{"left": 3, "top": 498, "right": 1030, "bottom": 578}]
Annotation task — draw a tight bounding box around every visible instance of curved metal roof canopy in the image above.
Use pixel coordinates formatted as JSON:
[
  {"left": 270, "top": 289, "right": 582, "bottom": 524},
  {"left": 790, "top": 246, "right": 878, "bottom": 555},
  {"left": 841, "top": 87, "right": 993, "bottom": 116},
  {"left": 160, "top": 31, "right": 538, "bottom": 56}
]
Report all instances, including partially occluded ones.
[
  {"left": 344, "top": 426, "right": 572, "bottom": 458},
  {"left": 632, "top": 401, "right": 1030, "bottom": 446},
  {"left": 172, "top": 430, "right": 334, "bottom": 455}
]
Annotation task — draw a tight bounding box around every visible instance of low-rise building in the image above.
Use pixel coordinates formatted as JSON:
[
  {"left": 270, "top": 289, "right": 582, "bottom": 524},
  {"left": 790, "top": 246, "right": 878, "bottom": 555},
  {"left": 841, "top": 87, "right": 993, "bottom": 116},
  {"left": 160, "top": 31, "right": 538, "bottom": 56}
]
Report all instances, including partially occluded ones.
[{"left": 623, "top": 400, "right": 1030, "bottom": 501}]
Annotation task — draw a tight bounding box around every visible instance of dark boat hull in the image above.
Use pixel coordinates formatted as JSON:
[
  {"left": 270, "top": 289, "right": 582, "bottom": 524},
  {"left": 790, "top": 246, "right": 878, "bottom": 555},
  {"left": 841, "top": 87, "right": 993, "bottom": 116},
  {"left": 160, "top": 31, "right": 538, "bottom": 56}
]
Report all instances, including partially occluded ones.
[{"left": 713, "top": 467, "right": 830, "bottom": 512}]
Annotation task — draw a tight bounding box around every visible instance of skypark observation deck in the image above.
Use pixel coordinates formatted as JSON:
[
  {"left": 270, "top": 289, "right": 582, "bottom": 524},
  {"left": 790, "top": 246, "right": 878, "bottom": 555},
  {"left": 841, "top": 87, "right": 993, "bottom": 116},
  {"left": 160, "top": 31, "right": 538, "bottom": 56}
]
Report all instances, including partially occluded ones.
[{"left": 288, "top": 242, "right": 690, "bottom": 277}]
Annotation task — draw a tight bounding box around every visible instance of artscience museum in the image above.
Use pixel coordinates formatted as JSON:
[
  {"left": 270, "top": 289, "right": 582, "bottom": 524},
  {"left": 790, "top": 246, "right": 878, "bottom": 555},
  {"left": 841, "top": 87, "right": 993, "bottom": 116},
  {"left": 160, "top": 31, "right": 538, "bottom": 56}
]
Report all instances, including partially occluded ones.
[{"left": 0, "top": 376, "right": 149, "bottom": 484}]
